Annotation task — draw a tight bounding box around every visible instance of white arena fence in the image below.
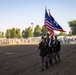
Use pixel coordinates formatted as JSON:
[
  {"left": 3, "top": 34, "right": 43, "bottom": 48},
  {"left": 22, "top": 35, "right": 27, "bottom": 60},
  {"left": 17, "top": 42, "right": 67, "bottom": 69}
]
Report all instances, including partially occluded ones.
[{"left": 0, "top": 36, "right": 76, "bottom": 44}]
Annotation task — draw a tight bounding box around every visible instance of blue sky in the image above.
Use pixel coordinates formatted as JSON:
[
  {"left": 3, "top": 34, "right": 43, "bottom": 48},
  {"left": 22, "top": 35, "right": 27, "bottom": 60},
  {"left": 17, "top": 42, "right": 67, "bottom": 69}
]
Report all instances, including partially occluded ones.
[{"left": 0, "top": 0, "right": 76, "bottom": 34}]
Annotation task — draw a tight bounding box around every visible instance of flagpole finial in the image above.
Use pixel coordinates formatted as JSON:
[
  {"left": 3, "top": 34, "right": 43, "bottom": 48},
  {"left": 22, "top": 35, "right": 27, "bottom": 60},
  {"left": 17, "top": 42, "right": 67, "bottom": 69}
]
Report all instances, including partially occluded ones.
[
  {"left": 48, "top": 9, "right": 50, "bottom": 12},
  {"left": 45, "top": 6, "right": 47, "bottom": 9}
]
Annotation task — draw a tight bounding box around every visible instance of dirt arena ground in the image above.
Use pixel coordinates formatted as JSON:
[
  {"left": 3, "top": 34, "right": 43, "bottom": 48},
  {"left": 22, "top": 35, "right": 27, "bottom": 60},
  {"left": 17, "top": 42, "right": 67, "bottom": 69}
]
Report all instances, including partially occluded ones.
[{"left": 0, "top": 44, "right": 76, "bottom": 75}]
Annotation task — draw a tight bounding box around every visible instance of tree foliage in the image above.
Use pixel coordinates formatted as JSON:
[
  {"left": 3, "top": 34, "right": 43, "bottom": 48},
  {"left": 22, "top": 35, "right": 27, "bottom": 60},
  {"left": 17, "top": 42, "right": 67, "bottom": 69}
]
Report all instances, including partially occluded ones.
[
  {"left": 0, "top": 31, "right": 5, "bottom": 38},
  {"left": 34, "top": 25, "right": 41, "bottom": 37},
  {"left": 22, "top": 30, "right": 25, "bottom": 38},
  {"left": 11, "top": 28, "right": 16, "bottom": 38},
  {"left": 16, "top": 28, "right": 21, "bottom": 38},
  {"left": 6, "top": 29, "right": 11, "bottom": 38},
  {"left": 41, "top": 26, "right": 46, "bottom": 36},
  {"left": 22, "top": 27, "right": 33, "bottom": 38},
  {"left": 6, "top": 28, "right": 21, "bottom": 38},
  {"left": 68, "top": 20, "right": 76, "bottom": 35},
  {"left": 25, "top": 27, "right": 33, "bottom": 38}
]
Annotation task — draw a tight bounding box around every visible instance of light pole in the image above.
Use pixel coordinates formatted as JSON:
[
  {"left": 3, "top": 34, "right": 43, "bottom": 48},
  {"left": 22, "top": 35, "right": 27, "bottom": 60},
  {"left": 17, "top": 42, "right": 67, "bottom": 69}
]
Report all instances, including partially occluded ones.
[
  {"left": 31, "top": 23, "right": 33, "bottom": 32},
  {"left": 31, "top": 23, "right": 33, "bottom": 37}
]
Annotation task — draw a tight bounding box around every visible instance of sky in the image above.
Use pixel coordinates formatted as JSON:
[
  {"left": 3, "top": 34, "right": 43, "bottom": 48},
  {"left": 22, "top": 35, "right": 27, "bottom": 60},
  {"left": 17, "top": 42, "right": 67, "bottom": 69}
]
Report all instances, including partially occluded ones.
[{"left": 0, "top": 0, "right": 76, "bottom": 34}]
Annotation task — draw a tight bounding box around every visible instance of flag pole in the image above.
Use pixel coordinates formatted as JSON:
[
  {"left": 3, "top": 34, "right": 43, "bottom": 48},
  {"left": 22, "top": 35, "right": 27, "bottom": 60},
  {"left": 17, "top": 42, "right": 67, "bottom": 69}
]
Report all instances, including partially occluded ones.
[{"left": 45, "top": 6, "right": 47, "bottom": 35}]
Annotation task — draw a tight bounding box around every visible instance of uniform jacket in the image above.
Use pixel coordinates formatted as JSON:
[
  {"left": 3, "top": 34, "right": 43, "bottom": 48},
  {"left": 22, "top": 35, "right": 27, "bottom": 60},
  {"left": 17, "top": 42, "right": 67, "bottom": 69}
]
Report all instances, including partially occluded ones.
[
  {"left": 53, "top": 40, "right": 61, "bottom": 52},
  {"left": 38, "top": 41, "right": 47, "bottom": 57}
]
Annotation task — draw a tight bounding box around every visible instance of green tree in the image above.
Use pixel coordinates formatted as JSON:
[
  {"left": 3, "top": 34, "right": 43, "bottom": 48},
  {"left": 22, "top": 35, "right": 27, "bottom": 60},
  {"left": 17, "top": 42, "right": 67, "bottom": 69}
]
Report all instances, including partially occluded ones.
[
  {"left": 68, "top": 20, "right": 76, "bottom": 35},
  {"left": 1, "top": 32, "right": 5, "bottom": 38},
  {"left": 34, "top": 25, "right": 41, "bottom": 37},
  {"left": 22, "top": 30, "right": 25, "bottom": 38},
  {"left": 25, "top": 27, "right": 33, "bottom": 38},
  {"left": 16, "top": 28, "right": 21, "bottom": 38},
  {"left": 6, "top": 29, "right": 11, "bottom": 38},
  {"left": 11, "top": 28, "right": 16, "bottom": 38},
  {"left": 22, "top": 27, "right": 33, "bottom": 38},
  {"left": 6, "top": 28, "right": 21, "bottom": 38},
  {"left": 0, "top": 32, "right": 5, "bottom": 38},
  {"left": 41, "top": 26, "right": 46, "bottom": 36}
]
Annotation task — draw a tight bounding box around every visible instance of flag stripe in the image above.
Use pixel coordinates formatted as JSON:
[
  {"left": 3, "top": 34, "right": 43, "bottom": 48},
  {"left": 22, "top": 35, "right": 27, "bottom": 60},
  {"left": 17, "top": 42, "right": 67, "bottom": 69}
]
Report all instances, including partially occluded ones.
[{"left": 44, "top": 20, "right": 52, "bottom": 26}]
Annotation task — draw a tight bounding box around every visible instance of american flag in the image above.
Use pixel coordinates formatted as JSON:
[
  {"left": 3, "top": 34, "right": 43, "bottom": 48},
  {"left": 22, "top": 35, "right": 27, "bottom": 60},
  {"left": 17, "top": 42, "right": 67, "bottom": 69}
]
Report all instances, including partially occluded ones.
[{"left": 44, "top": 9, "right": 54, "bottom": 36}]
